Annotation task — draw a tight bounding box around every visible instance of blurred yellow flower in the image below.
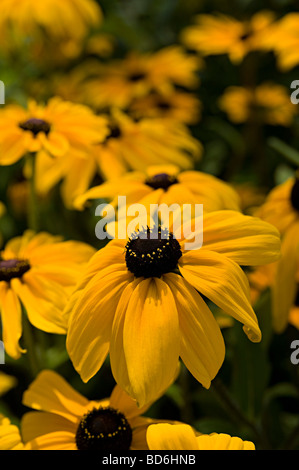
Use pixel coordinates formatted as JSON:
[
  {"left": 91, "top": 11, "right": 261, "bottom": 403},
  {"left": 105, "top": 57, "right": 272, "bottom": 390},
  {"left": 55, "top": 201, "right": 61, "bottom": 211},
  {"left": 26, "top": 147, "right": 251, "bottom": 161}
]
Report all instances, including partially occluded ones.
[
  {"left": 21, "top": 370, "right": 178, "bottom": 450},
  {"left": 129, "top": 90, "right": 202, "bottom": 125},
  {"left": 266, "top": 13, "right": 299, "bottom": 71},
  {"left": 0, "top": 97, "right": 109, "bottom": 166},
  {"left": 146, "top": 423, "right": 255, "bottom": 450},
  {"left": 94, "top": 110, "right": 202, "bottom": 180},
  {"left": 255, "top": 176, "right": 299, "bottom": 332},
  {"left": 0, "top": 0, "right": 102, "bottom": 41},
  {"left": 78, "top": 45, "right": 202, "bottom": 110},
  {"left": 0, "top": 415, "right": 25, "bottom": 450},
  {"left": 74, "top": 164, "right": 241, "bottom": 214},
  {"left": 219, "top": 83, "right": 297, "bottom": 126},
  {"left": 65, "top": 209, "right": 280, "bottom": 406},
  {"left": 0, "top": 230, "right": 95, "bottom": 359},
  {"left": 181, "top": 11, "right": 276, "bottom": 64},
  {"left": 35, "top": 110, "right": 202, "bottom": 209}
]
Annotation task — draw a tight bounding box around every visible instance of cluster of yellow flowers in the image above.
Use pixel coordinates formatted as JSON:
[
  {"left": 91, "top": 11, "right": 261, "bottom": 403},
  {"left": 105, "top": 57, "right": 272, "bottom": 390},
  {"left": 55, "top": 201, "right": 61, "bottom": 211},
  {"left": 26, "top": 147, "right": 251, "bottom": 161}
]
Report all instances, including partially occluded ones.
[{"left": 1, "top": 0, "right": 299, "bottom": 452}]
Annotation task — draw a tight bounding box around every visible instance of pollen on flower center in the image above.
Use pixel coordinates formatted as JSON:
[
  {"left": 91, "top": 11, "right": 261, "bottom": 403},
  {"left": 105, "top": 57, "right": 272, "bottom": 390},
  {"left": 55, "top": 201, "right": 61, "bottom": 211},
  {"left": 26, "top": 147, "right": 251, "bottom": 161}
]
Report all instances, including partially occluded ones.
[
  {"left": 125, "top": 226, "right": 182, "bottom": 278},
  {"left": 145, "top": 173, "right": 179, "bottom": 191},
  {"left": 19, "top": 118, "right": 51, "bottom": 136},
  {"left": 0, "top": 259, "right": 31, "bottom": 282},
  {"left": 290, "top": 178, "right": 299, "bottom": 211},
  {"left": 75, "top": 407, "right": 132, "bottom": 451}
]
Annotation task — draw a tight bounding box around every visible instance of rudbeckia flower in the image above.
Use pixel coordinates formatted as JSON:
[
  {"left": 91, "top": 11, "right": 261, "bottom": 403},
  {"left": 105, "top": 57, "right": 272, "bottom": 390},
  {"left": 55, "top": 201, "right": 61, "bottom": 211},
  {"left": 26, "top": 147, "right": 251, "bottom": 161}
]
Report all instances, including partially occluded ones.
[
  {"left": 65, "top": 210, "right": 281, "bottom": 406},
  {"left": 180, "top": 11, "right": 275, "bottom": 64},
  {"left": 0, "top": 230, "right": 95, "bottom": 359},
  {"left": 21, "top": 370, "right": 179, "bottom": 450},
  {"left": 146, "top": 423, "right": 255, "bottom": 450},
  {"left": 129, "top": 90, "right": 202, "bottom": 125},
  {"left": 94, "top": 110, "right": 202, "bottom": 180},
  {"left": 35, "top": 110, "right": 202, "bottom": 208},
  {"left": 265, "top": 13, "right": 299, "bottom": 71},
  {"left": 77, "top": 45, "right": 201, "bottom": 110},
  {"left": 219, "top": 83, "right": 297, "bottom": 127},
  {"left": 0, "top": 97, "right": 109, "bottom": 166},
  {"left": 254, "top": 176, "right": 299, "bottom": 332},
  {"left": 0, "top": 0, "right": 102, "bottom": 41},
  {"left": 74, "top": 164, "right": 241, "bottom": 214},
  {"left": 0, "top": 415, "right": 25, "bottom": 450}
]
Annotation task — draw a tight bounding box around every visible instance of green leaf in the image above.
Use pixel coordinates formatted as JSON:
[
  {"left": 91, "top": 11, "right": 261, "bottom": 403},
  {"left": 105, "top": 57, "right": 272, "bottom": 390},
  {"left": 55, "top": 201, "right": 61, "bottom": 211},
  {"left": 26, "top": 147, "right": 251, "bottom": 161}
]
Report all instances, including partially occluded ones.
[{"left": 268, "top": 137, "right": 299, "bottom": 168}]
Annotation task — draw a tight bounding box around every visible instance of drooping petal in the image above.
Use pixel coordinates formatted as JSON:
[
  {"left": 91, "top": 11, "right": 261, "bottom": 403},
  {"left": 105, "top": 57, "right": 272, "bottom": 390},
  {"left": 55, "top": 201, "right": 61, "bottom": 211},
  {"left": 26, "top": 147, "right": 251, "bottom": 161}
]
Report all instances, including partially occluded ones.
[
  {"left": 0, "top": 282, "right": 25, "bottom": 359},
  {"left": 121, "top": 278, "right": 180, "bottom": 407},
  {"left": 66, "top": 266, "right": 132, "bottom": 382},
  {"left": 272, "top": 221, "right": 299, "bottom": 333},
  {"left": 179, "top": 250, "right": 261, "bottom": 342},
  {"left": 165, "top": 273, "right": 225, "bottom": 388}
]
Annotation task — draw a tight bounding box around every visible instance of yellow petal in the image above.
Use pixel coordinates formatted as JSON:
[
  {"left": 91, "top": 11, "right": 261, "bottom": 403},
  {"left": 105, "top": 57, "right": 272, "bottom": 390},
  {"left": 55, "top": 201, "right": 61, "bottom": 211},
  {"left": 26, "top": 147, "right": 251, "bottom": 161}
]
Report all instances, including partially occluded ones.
[
  {"left": 66, "top": 267, "right": 132, "bottom": 382},
  {"left": 165, "top": 273, "right": 225, "bottom": 388},
  {"left": 146, "top": 423, "right": 199, "bottom": 450},
  {"left": 272, "top": 221, "right": 299, "bottom": 333},
  {"left": 21, "top": 412, "right": 76, "bottom": 450},
  {"left": 200, "top": 210, "right": 281, "bottom": 266},
  {"left": 179, "top": 250, "right": 261, "bottom": 342},
  {"left": 122, "top": 278, "right": 180, "bottom": 407},
  {"left": 0, "top": 282, "right": 25, "bottom": 359},
  {"left": 22, "top": 370, "right": 88, "bottom": 422},
  {"left": 196, "top": 433, "right": 255, "bottom": 450}
]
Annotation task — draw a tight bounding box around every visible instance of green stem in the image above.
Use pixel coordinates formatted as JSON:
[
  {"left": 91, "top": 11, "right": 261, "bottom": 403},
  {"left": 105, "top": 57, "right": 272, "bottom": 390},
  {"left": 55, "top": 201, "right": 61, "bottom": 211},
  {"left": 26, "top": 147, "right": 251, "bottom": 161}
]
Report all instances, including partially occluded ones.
[
  {"left": 211, "top": 377, "right": 271, "bottom": 449},
  {"left": 26, "top": 152, "right": 39, "bottom": 232},
  {"left": 22, "top": 310, "right": 41, "bottom": 378}
]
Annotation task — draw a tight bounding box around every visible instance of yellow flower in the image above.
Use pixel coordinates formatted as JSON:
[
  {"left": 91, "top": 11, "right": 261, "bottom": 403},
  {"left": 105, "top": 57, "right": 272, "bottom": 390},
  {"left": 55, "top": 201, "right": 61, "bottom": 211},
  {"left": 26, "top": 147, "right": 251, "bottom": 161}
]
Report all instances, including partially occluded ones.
[
  {"left": 74, "top": 164, "right": 241, "bottom": 214},
  {"left": 65, "top": 210, "right": 280, "bottom": 406},
  {"left": 78, "top": 45, "right": 201, "bottom": 110},
  {"left": 21, "top": 370, "right": 178, "bottom": 450},
  {"left": 146, "top": 423, "right": 255, "bottom": 450},
  {"left": 266, "top": 13, "right": 299, "bottom": 71},
  {"left": 35, "top": 110, "right": 202, "bottom": 209},
  {"left": 0, "top": 415, "right": 25, "bottom": 450},
  {"left": 129, "top": 90, "right": 202, "bottom": 125},
  {"left": 0, "top": 0, "right": 102, "bottom": 41},
  {"left": 0, "top": 97, "right": 109, "bottom": 166},
  {"left": 219, "top": 83, "right": 297, "bottom": 127},
  {"left": 94, "top": 110, "right": 202, "bottom": 180},
  {"left": 254, "top": 176, "right": 299, "bottom": 332},
  {"left": 181, "top": 11, "right": 276, "bottom": 64},
  {"left": 0, "top": 230, "right": 95, "bottom": 359}
]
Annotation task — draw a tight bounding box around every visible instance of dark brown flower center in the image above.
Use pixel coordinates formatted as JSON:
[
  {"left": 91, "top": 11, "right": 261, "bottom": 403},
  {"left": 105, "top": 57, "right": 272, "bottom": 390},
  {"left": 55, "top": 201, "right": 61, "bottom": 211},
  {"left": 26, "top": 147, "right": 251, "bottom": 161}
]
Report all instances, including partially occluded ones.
[
  {"left": 0, "top": 259, "right": 31, "bottom": 282},
  {"left": 290, "top": 178, "right": 299, "bottom": 212},
  {"left": 128, "top": 71, "right": 146, "bottom": 82},
  {"left": 75, "top": 407, "right": 132, "bottom": 451},
  {"left": 240, "top": 29, "right": 252, "bottom": 41},
  {"left": 145, "top": 173, "right": 178, "bottom": 191},
  {"left": 19, "top": 118, "right": 51, "bottom": 137},
  {"left": 125, "top": 226, "right": 182, "bottom": 278}
]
